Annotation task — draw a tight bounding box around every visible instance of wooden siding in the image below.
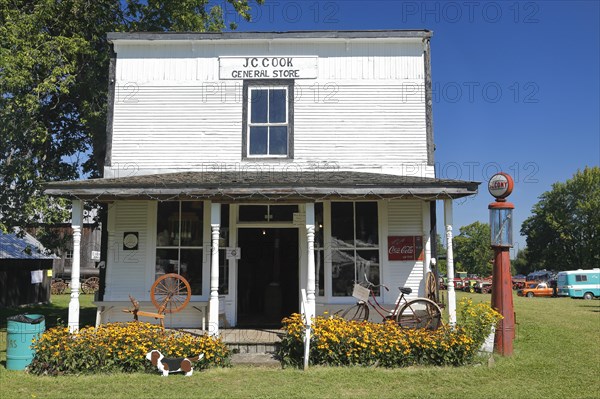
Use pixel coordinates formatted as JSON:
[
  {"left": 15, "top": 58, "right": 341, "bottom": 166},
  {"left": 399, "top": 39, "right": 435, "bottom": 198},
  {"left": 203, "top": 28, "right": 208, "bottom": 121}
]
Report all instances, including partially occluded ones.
[
  {"left": 105, "top": 201, "right": 149, "bottom": 300},
  {"left": 108, "top": 40, "right": 433, "bottom": 178},
  {"left": 384, "top": 200, "right": 424, "bottom": 302}
]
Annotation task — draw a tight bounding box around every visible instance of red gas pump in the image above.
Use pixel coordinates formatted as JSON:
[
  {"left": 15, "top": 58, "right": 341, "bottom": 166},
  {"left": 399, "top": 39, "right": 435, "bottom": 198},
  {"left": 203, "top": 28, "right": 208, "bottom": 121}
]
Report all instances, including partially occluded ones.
[{"left": 488, "top": 172, "right": 515, "bottom": 356}]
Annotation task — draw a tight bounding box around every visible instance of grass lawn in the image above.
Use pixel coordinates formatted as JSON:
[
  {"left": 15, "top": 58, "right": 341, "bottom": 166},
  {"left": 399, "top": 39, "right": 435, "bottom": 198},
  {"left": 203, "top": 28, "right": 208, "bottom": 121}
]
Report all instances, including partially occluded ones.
[{"left": 1, "top": 292, "right": 599, "bottom": 399}]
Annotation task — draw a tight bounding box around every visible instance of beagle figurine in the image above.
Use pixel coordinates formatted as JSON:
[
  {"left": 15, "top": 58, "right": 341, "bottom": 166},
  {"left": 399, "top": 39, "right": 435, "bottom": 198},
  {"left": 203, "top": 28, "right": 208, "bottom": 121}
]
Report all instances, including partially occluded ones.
[{"left": 145, "top": 350, "right": 204, "bottom": 376}]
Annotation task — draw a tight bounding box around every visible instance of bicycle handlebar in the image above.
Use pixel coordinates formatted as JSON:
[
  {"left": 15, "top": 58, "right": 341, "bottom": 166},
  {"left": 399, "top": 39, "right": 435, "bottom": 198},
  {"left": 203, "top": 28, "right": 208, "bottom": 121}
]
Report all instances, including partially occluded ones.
[{"left": 362, "top": 273, "right": 389, "bottom": 292}]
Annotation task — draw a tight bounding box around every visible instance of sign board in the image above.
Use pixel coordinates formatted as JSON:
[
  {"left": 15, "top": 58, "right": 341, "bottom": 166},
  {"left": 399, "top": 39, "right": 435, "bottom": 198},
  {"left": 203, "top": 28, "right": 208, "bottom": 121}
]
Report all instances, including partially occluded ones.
[
  {"left": 219, "top": 56, "right": 318, "bottom": 80},
  {"left": 293, "top": 212, "right": 306, "bottom": 226},
  {"left": 91, "top": 251, "right": 101, "bottom": 261},
  {"left": 388, "top": 236, "right": 424, "bottom": 261},
  {"left": 226, "top": 247, "right": 241, "bottom": 260}
]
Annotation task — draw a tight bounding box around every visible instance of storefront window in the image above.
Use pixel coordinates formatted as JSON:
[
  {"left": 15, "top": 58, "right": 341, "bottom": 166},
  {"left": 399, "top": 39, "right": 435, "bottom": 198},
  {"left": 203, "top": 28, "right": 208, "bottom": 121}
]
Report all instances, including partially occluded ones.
[
  {"left": 155, "top": 201, "right": 204, "bottom": 295},
  {"left": 331, "top": 202, "right": 380, "bottom": 297}
]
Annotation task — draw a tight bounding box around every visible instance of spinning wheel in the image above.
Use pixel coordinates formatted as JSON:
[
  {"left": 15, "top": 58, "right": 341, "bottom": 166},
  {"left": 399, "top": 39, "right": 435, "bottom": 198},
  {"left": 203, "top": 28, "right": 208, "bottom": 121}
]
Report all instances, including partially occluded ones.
[{"left": 150, "top": 273, "right": 192, "bottom": 314}]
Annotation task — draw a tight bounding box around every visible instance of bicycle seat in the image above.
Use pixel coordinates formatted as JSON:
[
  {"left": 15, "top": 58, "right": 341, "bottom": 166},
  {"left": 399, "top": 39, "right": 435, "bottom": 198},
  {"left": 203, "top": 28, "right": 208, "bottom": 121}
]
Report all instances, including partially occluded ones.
[{"left": 400, "top": 287, "right": 412, "bottom": 295}]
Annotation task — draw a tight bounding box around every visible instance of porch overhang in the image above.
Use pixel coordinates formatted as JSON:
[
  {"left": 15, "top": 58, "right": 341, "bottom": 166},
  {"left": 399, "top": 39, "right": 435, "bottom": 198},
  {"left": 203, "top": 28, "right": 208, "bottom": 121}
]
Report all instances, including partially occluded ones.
[{"left": 44, "top": 171, "right": 480, "bottom": 202}]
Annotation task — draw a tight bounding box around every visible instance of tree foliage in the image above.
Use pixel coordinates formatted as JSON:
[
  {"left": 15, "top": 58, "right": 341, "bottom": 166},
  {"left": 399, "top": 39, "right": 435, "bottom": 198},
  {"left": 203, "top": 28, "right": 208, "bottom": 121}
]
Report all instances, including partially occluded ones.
[
  {"left": 511, "top": 247, "right": 530, "bottom": 275},
  {"left": 521, "top": 167, "right": 600, "bottom": 271},
  {"left": 0, "top": 0, "right": 263, "bottom": 233},
  {"left": 453, "top": 221, "right": 494, "bottom": 276}
]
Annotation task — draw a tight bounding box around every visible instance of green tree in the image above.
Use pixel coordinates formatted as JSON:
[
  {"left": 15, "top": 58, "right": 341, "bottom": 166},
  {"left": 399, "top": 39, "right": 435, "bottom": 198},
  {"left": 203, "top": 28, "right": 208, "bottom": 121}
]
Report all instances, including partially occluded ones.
[
  {"left": 434, "top": 233, "right": 447, "bottom": 275},
  {"left": 521, "top": 167, "right": 600, "bottom": 271},
  {"left": 0, "top": 0, "right": 264, "bottom": 233},
  {"left": 453, "top": 221, "right": 494, "bottom": 276},
  {"left": 512, "top": 247, "right": 531, "bottom": 275}
]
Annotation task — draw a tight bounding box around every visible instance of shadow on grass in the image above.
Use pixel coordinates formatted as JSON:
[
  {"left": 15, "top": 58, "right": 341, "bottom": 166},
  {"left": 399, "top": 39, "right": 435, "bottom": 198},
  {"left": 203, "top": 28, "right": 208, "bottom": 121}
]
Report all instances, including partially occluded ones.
[
  {"left": 0, "top": 295, "right": 97, "bottom": 369},
  {"left": 0, "top": 296, "right": 97, "bottom": 331}
]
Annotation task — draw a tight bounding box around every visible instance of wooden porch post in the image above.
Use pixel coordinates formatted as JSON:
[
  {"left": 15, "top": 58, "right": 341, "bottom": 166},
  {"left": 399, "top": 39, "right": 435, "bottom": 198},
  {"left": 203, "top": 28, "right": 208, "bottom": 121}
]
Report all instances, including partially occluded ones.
[
  {"left": 305, "top": 203, "right": 316, "bottom": 320},
  {"left": 444, "top": 199, "right": 457, "bottom": 327},
  {"left": 209, "top": 203, "right": 221, "bottom": 336},
  {"left": 68, "top": 200, "right": 84, "bottom": 333},
  {"left": 422, "top": 201, "right": 432, "bottom": 292}
]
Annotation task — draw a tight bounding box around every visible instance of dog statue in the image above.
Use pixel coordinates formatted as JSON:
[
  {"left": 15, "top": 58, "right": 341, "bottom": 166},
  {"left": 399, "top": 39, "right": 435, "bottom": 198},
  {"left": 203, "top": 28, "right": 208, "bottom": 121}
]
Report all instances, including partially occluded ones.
[{"left": 145, "top": 350, "right": 204, "bottom": 376}]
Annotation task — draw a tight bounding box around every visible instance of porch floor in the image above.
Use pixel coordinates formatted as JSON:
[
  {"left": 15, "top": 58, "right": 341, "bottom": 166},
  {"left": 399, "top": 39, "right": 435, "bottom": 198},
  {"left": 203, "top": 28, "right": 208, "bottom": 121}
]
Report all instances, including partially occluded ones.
[
  {"left": 182, "top": 328, "right": 284, "bottom": 344},
  {"left": 182, "top": 328, "right": 284, "bottom": 366}
]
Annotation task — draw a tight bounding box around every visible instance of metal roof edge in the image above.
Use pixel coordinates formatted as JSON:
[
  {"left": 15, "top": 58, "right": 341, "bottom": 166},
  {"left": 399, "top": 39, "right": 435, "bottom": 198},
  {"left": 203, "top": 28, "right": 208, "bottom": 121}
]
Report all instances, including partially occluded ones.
[{"left": 107, "top": 30, "right": 433, "bottom": 43}]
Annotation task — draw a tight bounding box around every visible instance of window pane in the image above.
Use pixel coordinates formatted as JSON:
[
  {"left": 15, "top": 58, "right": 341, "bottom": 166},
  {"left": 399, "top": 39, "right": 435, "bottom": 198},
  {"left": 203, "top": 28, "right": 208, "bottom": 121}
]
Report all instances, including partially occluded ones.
[
  {"left": 316, "top": 249, "right": 324, "bottom": 297},
  {"left": 239, "top": 205, "right": 269, "bottom": 222},
  {"left": 249, "top": 126, "right": 268, "bottom": 155},
  {"left": 269, "top": 205, "right": 298, "bottom": 221},
  {"left": 220, "top": 204, "right": 230, "bottom": 246},
  {"left": 180, "top": 202, "right": 203, "bottom": 246},
  {"left": 269, "top": 89, "right": 287, "bottom": 123},
  {"left": 269, "top": 126, "right": 288, "bottom": 155},
  {"left": 250, "top": 89, "right": 268, "bottom": 123},
  {"left": 156, "top": 249, "right": 179, "bottom": 279},
  {"left": 219, "top": 249, "right": 229, "bottom": 295},
  {"left": 357, "top": 250, "right": 380, "bottom": 295},
  {"left": 157, "top": 202, "right": 180, "bottom": 246},
  {"left": 331, "top": 202, "right": 354, "bottom": 247},
  {"left": 332, "top": 250, "right": 355, "bottom": 296},
  {"left": 180, "top": 249, "right": 203, "bottom": 295},
  {"left": 315, "top": 202, "right": 324, "bottom": 248},
  {"left": 355, "top": 202, "right": 378, "bottom": 247}
]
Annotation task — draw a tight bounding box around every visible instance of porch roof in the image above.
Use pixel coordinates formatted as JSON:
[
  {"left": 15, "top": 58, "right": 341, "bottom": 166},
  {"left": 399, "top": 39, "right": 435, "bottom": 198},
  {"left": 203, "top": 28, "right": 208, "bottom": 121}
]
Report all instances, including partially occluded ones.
[{"left": 44, "top": 171, "right": 479, "bottom": 202}]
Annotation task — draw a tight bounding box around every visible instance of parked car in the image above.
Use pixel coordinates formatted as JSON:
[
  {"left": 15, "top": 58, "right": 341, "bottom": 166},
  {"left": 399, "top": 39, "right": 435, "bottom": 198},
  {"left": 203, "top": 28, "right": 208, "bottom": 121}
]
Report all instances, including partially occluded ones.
[{"left": 517, "top": 282, "right": 554, "bottom": 297}]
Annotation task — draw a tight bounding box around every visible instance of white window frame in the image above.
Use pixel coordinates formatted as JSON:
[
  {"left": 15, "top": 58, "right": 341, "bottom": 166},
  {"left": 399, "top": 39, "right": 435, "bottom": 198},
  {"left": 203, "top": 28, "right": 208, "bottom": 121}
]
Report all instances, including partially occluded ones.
[{"left": 246, "top": 85, "right": 290, "bottom": 158}]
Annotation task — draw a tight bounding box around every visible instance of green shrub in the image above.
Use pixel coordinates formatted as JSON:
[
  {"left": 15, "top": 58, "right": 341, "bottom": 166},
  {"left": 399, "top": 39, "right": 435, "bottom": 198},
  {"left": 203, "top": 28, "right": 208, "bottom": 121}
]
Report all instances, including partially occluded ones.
[{"left": 28, "top": 322, "right": 230, "bottom": 375}]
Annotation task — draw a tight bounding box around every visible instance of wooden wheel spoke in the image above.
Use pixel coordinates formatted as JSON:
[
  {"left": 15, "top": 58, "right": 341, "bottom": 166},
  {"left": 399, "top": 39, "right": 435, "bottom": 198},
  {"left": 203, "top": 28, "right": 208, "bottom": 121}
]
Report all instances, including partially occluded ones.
[{"left": 151, "top": 273, "right": 191, "bottom": 314}]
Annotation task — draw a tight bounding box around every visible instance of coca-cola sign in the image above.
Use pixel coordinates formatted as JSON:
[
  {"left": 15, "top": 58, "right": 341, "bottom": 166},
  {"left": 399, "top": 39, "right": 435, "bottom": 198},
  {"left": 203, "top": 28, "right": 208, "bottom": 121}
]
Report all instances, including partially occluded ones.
[{"left": 388, "top": 236, "right": 424, "bottom": 261}]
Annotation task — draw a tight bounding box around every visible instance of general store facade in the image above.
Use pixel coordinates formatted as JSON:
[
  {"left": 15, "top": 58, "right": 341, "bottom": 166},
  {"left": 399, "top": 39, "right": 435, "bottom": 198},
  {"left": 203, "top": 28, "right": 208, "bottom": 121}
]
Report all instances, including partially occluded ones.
[{"left": 46, "top": 31, "right": 478, "bottom": 333}]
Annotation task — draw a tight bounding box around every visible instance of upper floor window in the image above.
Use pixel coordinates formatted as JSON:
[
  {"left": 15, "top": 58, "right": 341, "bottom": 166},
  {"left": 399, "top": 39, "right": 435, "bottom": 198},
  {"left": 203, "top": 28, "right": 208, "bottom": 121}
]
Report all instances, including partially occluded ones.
[{"left": 243, "top": 80, "right": 294, "bottom": 158}]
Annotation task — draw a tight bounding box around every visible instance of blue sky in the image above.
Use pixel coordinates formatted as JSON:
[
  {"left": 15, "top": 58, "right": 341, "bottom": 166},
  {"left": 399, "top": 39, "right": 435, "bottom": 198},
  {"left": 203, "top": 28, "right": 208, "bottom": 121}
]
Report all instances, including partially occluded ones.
[{"left": 223, "top": 0, "right": 600, "bottom": 255}]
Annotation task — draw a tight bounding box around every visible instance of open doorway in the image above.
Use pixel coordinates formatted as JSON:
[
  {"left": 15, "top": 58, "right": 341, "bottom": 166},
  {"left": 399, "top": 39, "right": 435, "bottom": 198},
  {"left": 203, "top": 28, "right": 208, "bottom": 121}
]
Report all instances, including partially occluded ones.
[{"left": 237, "top": 228, "right": 299, "bottom": 327}]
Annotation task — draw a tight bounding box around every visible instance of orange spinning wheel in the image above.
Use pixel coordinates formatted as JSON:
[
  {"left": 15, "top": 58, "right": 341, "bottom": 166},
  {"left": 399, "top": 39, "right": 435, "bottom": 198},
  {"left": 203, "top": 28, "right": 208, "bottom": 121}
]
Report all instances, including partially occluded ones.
[{"left": 150, "top": 273, "right": 192, "bottom": 314}]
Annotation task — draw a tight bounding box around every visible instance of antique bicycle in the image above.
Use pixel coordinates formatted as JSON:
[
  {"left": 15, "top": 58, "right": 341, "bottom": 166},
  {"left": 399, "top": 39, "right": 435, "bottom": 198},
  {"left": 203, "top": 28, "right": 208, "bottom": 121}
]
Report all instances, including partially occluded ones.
[{"left": 336, "top": 275, "right": 442, "bottom": 330}]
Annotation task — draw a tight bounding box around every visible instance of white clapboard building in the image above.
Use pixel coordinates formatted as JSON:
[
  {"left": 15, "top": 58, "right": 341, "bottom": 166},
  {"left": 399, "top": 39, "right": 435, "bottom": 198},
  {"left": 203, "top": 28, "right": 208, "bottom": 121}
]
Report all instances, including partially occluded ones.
[{"left": 46, "top": 31, "right": 479, "bottom": 333}]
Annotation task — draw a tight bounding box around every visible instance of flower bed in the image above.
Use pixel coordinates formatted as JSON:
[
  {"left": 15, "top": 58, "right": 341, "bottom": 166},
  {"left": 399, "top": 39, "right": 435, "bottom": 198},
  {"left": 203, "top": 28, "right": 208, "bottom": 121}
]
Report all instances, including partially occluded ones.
[
  {"left": 279, "top": 301, "right": 502, "bottom": 368},
  {"left": 28, "top": 322, "right": 230, "bottom": 375}
]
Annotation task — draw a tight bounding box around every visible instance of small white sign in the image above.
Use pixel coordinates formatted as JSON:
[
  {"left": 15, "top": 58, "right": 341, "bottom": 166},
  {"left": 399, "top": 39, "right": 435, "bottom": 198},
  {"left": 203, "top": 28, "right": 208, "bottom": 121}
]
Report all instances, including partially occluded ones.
[
  {"left": 293, "top": 212, "right": 306, "bottom": 226},
  {"left": 226, "top": 247, "right": 241, "bottom": 260},
  {"left": 91, "top": 251, "right": 101, "bottom": 261},
  {"left": 219, "top": 56, "right": 318, "bottom": 80}
]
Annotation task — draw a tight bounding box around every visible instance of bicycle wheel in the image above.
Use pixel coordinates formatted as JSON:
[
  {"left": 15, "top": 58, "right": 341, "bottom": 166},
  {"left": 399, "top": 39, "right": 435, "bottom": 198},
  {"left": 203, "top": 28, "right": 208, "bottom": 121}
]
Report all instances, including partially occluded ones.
[
  {"left": 425, "top": 271, "right": 438, "bottom": 303},
  {"left": 335, "top": 302, "right": 369, "bottom": 322},
  {"left": 396, "top": 298, "right": 442, "bottom": 330}
]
